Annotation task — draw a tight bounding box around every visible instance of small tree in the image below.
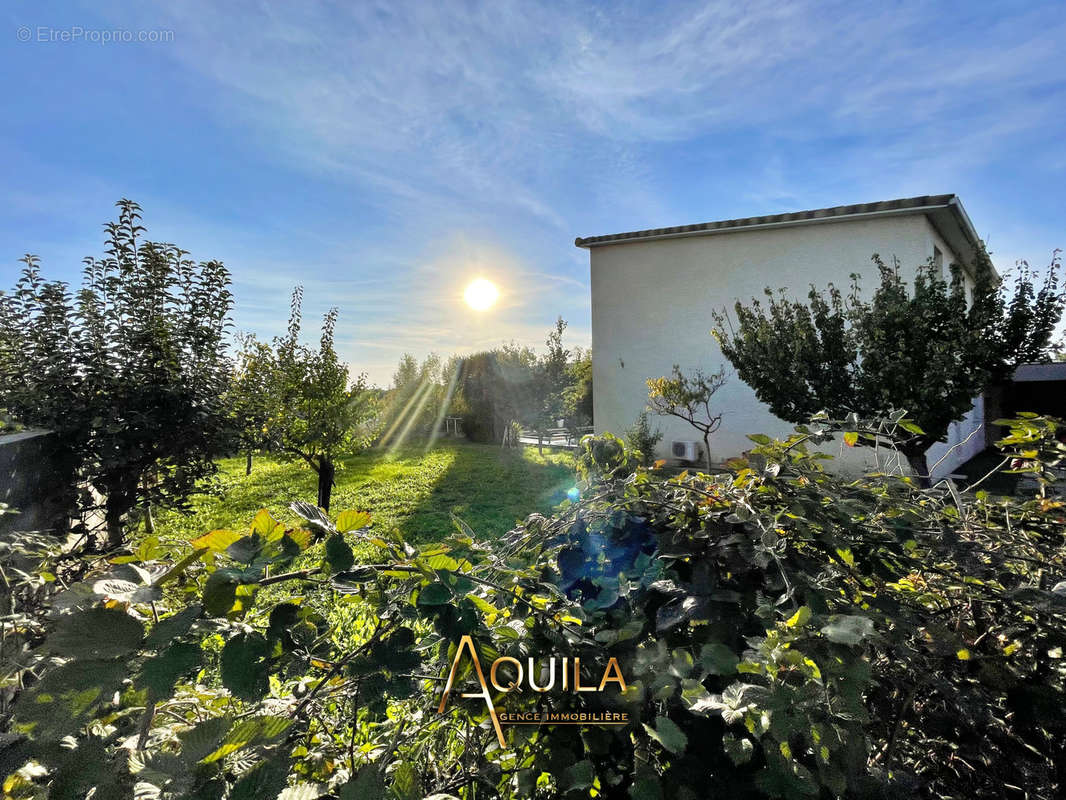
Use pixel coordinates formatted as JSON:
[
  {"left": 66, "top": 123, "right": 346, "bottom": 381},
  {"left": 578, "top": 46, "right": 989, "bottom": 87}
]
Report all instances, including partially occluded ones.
[
  {"left": 267, "top": 287, "right": 376, "bottom": 511},
  {"left": 457, "top": 345, "right": 538, "bottom": 445},
  {"left": 0, "top": 200, "right": 233, "bottom": 546},
  {"left": 712, "top": 250, "right": 1065, "bottom": 484},
  {"left": 378, "top": 352, "right": 445, "bottom": 448},
  {"left": 225, "top": 333, "right": 280, "bottom": 475},
  {"left": 564, "top": 346, "right": 593, "bottom": 427},
  {"left": 625, "top": 410, "right": 663, "bottom": 466},
  {"left": 646, "top": 365, "right": 727, "bottom": 471}
]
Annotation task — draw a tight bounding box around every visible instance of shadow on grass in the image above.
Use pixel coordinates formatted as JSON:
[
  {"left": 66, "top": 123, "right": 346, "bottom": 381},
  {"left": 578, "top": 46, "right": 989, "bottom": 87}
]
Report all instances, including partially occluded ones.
[
  {"left": 393, "top": 442, "right": 576, "bottom": 543},
  {"left": 150, "top": 441, "right": 576, "bottom": 549}
]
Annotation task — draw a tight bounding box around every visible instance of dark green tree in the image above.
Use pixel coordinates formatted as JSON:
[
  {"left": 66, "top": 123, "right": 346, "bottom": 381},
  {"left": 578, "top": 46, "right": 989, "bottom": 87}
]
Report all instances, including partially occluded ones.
[
  {"left": 712, "top": 250, "right": 1065, "bottom": 483},
  {"left": 456, "top": 346, "right": 536, "bottom": 445},
  {"left": 564, "top": 346, "right": 593, "bottom": 426},
  {"left": 0, "top": 199, "right": 233, "bottom": 546},
  {"left": 625, "top": 409, "right": 663, "bottom": 467}
]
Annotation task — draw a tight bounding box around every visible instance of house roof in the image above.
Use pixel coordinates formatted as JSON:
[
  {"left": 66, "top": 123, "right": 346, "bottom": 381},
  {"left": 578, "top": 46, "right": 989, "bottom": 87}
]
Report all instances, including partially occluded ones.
[
  {"left": 1012, "top": 363, "right": 1066, "bottom": 383},
  {"left": 575, "top": 194, "right": 983, "bottom": 263}
]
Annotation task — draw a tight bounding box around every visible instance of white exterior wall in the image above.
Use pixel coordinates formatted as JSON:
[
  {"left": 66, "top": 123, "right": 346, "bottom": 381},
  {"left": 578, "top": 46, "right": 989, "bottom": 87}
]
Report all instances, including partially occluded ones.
[{"left": 589, "top": 213, "right": 983, "bottom": 478}]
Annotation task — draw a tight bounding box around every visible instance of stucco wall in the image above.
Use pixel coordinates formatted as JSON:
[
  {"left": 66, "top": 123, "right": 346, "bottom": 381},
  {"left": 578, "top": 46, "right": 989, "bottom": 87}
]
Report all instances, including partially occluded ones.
[{"left": 588, "top": 212, "right": 983, "bottom": 478}]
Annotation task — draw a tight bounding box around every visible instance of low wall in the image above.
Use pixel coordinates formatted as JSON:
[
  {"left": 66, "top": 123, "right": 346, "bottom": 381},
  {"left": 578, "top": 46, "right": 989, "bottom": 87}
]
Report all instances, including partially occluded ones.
[{"left": 0, "top": 429, "right": 73, "bottom": 535}]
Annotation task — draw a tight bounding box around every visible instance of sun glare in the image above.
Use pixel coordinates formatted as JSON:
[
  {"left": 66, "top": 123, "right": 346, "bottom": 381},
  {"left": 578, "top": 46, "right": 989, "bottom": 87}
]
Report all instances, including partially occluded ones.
[{"left": 464, "top": 278, "right": 499, "bottom": 311}]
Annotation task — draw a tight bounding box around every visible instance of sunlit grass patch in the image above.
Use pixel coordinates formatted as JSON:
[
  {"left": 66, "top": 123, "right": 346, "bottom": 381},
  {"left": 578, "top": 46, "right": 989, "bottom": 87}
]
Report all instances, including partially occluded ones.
[{"left": 151, "top": 441, "right": 576, "bottom": 547}]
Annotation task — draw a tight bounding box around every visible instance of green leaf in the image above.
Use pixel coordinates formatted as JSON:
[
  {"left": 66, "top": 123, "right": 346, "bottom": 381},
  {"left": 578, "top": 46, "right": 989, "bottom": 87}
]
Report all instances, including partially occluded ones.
[
  {"left": 203, "top": 568, "right": 243, "bottom": 616},
  {"left": 137, "top": 641, "right": 202, "bottom": 696},
  {"left": 178, "top": 715, "right": 232, "bottom": 764},
  {"left": 842, "top": 431, "right": 858, "bottom": 447},
  {"left": 898, "top": 420, "right": 925, "bottom": 435},
  {"left": 338, "top": 764, "right": 385, "bottom": 800},
  {"left": 13, "top": 660, "right": 126, "bottom": 737},
  {"left": 786, "top": 606, "right": 811, "bottom": 628},
  {"left": 156, "top": 547, "right": 208, "bottom": 586},
  {"left": 723, "top": 734, "right": 754, "bottom": 765},
  {"left": 644, "top": 716, "right": 688, "bottom": 755},
  {"left": 50, "top": 606, "right": 143, "bottom": 660},
  {"left": 629, "top": 776, "right": 664, "bottom": 800},
  {"left": 325, "top": 533, "right": 355, "bottom": 573},
  {"left": 227, "top": 534, "right": 263, "bottom": 564},
  {"left": 417, "top": 581, "right": 452, "bottom": 606},
  {"left": 190, "top": 529, "right": 242, "bottom": 552},
  {"left": 336, "top": 510, "right": 372, "bottom": 533},
  {"left": 565, "top": 759, "right": 596, "bottom": 790},
  {"left": 220, "top": 632, "right": 271, "bottom": 701},
  {"left": 278, "top": 784, "right": 323, "bottom": 800},
  {"left": 390, "top": 761, "right": 421, "bottom": 800},
  {"left": 465, "top": 593, "right": 500, "bottom": 616},
  {"left": 231, "top": 759, "right": 289, "bottom": 800},
  {"left": 202, "top": 715, "right": 293, "bottom": 763},
  {"left": 250, "top": 509, "right": 286, "bottom": 541},
  {"left": 700, "top": 642, "right": 739, "bottom": 676},
  {"left": 145, "top": 604, "right": 202, "bottom": 648}
]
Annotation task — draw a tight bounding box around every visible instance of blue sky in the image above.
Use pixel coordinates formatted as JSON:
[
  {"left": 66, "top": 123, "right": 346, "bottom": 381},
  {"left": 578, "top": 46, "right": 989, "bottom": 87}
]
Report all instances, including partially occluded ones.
[{"left": 2, "top": 0, "right": 1064, "bottom": 385}]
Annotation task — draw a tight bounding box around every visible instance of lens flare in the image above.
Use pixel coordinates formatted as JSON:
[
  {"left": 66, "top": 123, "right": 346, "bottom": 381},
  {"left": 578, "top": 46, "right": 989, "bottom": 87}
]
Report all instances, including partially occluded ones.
[{"left": 464, "top": 278, "right": 499, "bottom": 311}]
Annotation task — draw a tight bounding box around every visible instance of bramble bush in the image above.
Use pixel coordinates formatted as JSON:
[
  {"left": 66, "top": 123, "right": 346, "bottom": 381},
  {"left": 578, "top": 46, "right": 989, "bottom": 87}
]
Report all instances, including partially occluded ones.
[{"left": 1, "top": 416, "right": 1064, "bottom": 799}]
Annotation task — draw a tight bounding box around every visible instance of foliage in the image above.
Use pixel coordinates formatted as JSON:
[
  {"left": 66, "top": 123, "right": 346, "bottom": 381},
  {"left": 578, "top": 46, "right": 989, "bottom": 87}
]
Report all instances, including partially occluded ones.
[
  {"left": 264, "top": 287, "right": 378, "bottom": 511},
  {"left": 456, "top": 320, "right": 590, "bottom": 447},
  {"left": 536, "top": 316, "right": 573, "bottom": 431},
  {"left": 712, "top": 249, "right": 1065, "bottom": 482},
  {"left": 224, "top": 333, "right": 281, "bottom": 475},
  {"left": 0, "top": 199, "right": 234, "bottom": 546},
  {"left": 563, "top": 347, "right": 594, "bottom": 428},
  {"left": 455, "top": 345, "right": 538, "bottom": 444},
  {"left": 4, "top": 415, "right": 1064, "bottom": 799},
  {"left": 378, "top": 353, "right": 453, "bottom": 448},
  {"left": 625, "top": 411, "right": 663, "bottom": 467},
  {"left": 646, "top": 365, "right": 727, "bottom": 471}
]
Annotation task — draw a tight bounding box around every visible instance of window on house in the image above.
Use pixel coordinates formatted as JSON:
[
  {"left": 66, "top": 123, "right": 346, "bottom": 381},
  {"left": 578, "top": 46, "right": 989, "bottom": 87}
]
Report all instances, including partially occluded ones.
[{"left": 933, "top": 246, "right": 944, "bottom": 279}]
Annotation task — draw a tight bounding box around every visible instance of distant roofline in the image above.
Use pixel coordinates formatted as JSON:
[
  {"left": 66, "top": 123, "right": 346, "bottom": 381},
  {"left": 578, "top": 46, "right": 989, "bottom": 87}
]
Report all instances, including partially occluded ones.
[{"left": 575, "top": 195, "right": 983, "bottom": 256}]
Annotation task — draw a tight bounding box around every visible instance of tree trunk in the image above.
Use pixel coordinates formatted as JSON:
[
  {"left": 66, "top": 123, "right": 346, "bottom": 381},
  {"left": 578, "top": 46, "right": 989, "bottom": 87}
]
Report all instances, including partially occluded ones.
[
  {"left": 105, "top": 490, "right": 136, "bottom": 549},
  {"left": 246, "top": 450, "right": 253, "bottom": 476},
  {"left": 317, "top": 457, "right": 336, "bottom": 511},
  {"left": 703, "top": 432, "right": 712, "bottom": 473},
  {"left": 904, "top": 450, "right": 931, "bottom": 488}
]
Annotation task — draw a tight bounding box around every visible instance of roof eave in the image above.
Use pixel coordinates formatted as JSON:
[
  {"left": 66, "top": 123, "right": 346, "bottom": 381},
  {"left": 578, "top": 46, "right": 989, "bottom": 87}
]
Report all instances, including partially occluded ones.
[{"left": 575, "top": 200, "right": 967, "bottom": 249}]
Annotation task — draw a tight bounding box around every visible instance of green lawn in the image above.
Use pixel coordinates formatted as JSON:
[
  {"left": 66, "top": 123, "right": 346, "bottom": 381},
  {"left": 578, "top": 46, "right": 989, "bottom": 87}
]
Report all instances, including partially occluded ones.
[{"left": 152, "top": 441, "right": 577, "bottom": 546}]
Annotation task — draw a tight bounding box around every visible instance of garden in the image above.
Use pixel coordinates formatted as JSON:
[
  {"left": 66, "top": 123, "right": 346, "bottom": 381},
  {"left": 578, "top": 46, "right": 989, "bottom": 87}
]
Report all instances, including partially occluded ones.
[{"left": 1, "top": 202, "right": 1066, "bottom": 800}]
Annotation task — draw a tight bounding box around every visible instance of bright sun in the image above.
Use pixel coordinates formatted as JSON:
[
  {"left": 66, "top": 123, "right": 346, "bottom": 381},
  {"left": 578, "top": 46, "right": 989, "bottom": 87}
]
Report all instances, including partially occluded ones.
[{"left": 464, "top": 278, "right": 499, "bottom": 311}]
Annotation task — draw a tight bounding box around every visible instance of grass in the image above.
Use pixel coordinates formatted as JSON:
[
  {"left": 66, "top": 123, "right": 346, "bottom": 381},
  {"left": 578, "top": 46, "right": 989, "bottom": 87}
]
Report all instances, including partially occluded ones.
[{"left": 151, "top": 440, "right": 577, "bottom": 546}]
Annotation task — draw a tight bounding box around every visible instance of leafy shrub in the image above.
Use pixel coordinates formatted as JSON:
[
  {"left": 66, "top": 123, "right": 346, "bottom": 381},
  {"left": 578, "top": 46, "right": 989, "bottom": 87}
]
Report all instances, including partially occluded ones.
[
  {"left": 0, "top": 200, "right": 234, "bottom": 546},
  {"left": 625, "top": 411, "right": 663, "bottom": 467},
  {"left": 2, "top": 418, "right": 1065, "bottom": 799}
]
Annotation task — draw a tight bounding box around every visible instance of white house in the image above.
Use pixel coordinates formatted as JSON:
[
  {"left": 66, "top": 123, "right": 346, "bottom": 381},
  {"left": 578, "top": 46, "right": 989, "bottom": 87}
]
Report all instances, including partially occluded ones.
[{"left": 576, "top": 194, "right": 989, "bottom": 480}]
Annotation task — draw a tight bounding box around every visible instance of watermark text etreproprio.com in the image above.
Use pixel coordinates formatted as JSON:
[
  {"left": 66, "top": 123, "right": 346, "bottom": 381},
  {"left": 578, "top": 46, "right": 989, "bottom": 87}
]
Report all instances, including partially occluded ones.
[{"left": 16, "top": 26, "right": 174, "bottom": 44}]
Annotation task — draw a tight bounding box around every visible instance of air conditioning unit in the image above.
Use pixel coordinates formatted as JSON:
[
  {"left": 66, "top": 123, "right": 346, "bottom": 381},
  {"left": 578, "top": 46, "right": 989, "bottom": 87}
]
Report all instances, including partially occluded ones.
[{"left": 671, "top": 440, "right": 700, "bottom": 462}]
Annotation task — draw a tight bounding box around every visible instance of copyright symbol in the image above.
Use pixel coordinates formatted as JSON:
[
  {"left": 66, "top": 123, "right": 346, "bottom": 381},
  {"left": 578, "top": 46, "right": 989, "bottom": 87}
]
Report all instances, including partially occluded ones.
[{"left": 16, "top": 26, "right": 31, "bottom": 42}]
